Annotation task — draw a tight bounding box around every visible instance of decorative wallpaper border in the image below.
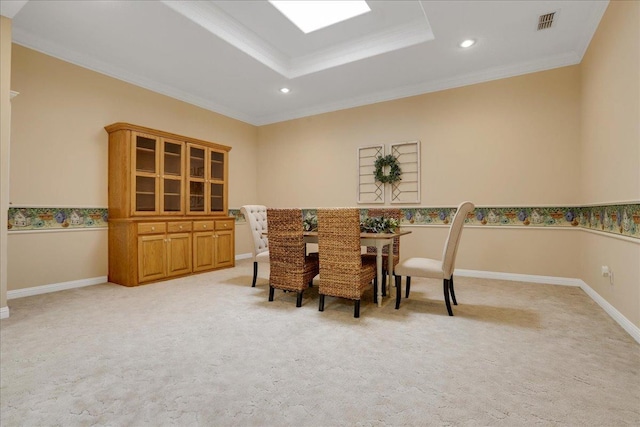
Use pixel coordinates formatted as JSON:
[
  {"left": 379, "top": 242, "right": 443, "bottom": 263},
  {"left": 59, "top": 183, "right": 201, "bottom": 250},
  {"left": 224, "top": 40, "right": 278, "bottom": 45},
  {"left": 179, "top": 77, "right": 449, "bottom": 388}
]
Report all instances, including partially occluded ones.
[
  {"left": 8, "top": 207, "right": 108, "bottom": 231},
  {"left": 9, "top": 204, "right": 639, "bottom": 240},
  {"left": 229, "top": 208, "right": 243, "bottom": 224},
  {"left": 231, "top": 204, "right": 640, "bottom": 240}
]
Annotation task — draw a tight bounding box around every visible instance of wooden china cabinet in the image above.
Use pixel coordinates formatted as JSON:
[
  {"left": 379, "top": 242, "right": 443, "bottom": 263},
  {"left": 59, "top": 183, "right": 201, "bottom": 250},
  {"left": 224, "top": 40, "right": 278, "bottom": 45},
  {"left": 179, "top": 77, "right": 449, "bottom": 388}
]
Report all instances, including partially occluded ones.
[{"left": 105, "top": 123, "right": 234, "bottom": 286}]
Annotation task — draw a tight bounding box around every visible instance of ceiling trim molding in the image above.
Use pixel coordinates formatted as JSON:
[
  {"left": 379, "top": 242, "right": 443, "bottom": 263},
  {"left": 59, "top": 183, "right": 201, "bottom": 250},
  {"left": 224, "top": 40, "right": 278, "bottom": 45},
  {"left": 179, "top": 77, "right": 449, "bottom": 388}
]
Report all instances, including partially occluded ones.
[
  {"left": 0, "top": 0, "right": 28, "bottom": 19},
  {"left": 253, "top": 51, "right": 582, "bottom": 125},
  {"left": 573, "top": 0, "right": 609, "bottom": 60},
  {"left": 289, "top": 19, "right": 434, "bottom": 78},
  {"left": 11, "top": 28, "right": 255, "bottom": 124},
  {"left": 12, "top": 21, "right": 583, "bottom": 127},
  {"left": 161, "top": 0, "right": 290, "bottom": 76},
  {"left": 161, "top": 0, "right": 433, "bottom": 79}
]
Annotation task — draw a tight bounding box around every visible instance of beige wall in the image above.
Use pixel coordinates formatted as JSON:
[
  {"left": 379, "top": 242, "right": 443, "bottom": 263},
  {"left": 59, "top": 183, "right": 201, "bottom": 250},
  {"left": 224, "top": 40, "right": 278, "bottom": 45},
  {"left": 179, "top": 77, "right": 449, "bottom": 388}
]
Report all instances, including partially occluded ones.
[
  {"left": 257, "top": 67, "right": 583, "bottom": 280},
  {"left": 580, "top": 0, "right": 639, "bottom": 204},
  {"left": 1, "top": 16, "right": 12, "bottom": 310},
  {"left": 579, "top": 0, "right": 640, "bottom": 326},
  {"left": 8, "top": 44, "right": 259, "bottom": 290},
  {"left": 258, "top": 66, "right": 582, "bottom": 207}
]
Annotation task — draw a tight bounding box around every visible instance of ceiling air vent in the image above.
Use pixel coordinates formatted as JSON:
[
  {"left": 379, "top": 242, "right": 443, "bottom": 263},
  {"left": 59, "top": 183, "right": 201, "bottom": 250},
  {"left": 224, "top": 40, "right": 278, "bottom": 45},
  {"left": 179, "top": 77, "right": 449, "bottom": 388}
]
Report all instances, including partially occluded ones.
[{"left": 537, "top": 12, "right": 555, "bottom": 30}]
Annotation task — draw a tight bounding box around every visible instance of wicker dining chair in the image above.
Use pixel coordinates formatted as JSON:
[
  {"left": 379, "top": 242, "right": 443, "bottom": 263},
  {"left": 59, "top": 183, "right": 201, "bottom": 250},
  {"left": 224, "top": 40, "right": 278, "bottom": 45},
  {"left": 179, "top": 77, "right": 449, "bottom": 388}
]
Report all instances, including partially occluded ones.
[
  {"left": 317, "top": 208, "right": 377, "bottom": 318},
  {"left": 363, "top": 208, "right": 402, "bottom": 295},
  {"left": 267, "top": 208, "right": 319, "bottom": 307},
  {"left": 394, "top": 201, "right": 475, "bottom": 315}
]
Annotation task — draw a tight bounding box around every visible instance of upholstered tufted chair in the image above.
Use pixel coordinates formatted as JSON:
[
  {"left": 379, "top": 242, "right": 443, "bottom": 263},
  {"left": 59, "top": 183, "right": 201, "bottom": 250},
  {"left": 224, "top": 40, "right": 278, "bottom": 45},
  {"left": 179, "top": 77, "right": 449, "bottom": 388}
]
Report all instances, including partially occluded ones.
[{"left": 240, "top": 205, "right": 269, "bottom": 287}]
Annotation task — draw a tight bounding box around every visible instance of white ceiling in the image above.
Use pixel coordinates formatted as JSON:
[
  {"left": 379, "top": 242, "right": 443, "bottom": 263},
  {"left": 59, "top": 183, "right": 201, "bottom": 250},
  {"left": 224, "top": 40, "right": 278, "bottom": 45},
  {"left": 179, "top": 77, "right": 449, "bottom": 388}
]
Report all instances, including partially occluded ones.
[{"left": 3, "top": 0, "right": 608, "bottom": 126}]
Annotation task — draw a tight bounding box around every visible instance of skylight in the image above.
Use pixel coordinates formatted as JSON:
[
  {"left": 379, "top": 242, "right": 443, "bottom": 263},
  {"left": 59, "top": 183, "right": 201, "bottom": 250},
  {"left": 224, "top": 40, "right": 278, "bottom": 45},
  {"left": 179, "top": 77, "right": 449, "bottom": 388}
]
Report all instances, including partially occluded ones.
[{"left": 269, "top": 1, "right": 371, "bottom": 34}]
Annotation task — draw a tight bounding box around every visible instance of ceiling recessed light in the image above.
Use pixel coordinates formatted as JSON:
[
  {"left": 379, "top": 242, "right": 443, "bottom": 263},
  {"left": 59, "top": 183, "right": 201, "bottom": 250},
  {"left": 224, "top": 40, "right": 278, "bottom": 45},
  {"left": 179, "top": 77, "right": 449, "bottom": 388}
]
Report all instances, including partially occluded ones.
[
  {"left": 279, "top": 87, "right": 291, "bottom": 94},
  {"left": 269, "top": 0, "right": 371, "bottom": 34},
  {"left": 460, "top": 39, "right": 476, "bottom": 48}
]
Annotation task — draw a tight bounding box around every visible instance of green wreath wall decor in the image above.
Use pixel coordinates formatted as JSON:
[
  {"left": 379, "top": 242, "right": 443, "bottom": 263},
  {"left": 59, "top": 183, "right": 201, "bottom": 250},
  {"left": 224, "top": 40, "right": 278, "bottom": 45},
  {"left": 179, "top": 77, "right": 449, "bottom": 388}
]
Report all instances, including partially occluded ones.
[{"left": 374, "top": 155, "right": 402, "bottom": 184}]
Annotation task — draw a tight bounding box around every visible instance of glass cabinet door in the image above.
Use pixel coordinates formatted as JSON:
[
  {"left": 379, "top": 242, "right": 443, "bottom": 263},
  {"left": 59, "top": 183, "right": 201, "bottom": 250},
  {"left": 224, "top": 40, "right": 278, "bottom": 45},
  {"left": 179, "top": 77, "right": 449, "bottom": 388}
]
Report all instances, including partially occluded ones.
[
  {"left": 133, "top": 133, "right": 159, "bottom": 214},
  {"left": 209, "top": 150, "right": 225, "bottom": 213},
  {"left": 161, "top": 139, "right": 184, "bottom": 214},
  {"left": 188, "top": 145, "right": 207, "bottom": 214},
  {"left": 187, "top": 144, "right": 227, "bottom": 215}
]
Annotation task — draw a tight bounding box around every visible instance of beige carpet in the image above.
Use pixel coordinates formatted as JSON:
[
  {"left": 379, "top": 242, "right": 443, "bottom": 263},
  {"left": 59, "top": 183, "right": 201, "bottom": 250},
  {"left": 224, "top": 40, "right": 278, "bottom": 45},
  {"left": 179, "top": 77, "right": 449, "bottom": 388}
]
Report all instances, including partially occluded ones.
[{"left": 1, "top": 259, "right": 639, "bottom": 426}]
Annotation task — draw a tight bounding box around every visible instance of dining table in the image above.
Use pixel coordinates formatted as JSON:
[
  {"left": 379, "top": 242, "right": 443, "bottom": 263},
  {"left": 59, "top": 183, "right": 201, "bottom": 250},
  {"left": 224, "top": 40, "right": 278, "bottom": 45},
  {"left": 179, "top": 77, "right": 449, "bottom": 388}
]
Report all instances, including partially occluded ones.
[{"left": 301, "top": 230, "right": 412, "bottom": 307}]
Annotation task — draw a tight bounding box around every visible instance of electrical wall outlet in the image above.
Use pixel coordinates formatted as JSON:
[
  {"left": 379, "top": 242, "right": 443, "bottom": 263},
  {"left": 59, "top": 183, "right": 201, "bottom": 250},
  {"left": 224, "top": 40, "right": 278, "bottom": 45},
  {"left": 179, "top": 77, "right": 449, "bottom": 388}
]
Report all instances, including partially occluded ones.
[{"left": 601, "top": 266, "right": 614, "bottom": 285}]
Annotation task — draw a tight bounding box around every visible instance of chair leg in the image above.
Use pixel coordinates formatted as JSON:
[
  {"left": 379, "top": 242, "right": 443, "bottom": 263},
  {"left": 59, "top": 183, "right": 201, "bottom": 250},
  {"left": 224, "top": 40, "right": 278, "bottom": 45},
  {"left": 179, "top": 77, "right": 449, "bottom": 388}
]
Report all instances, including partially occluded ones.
[
  {"left": 268, "top": 285, "right": 275, "bottom": 302},
  {"left": 443, "top": 278, "right": 453, "bottom": 316},
  {"left": 354, "top": 300, "right": 360, "bottom": 318},
  {"left": 373, "top": 277, "right": 378, "bottom": 304},
  {"left": 381, "top": 270, "right": 387, "bottom": 297},
  {"left": 252, "top": 262, "right": 258, "bottom": 287},
  {"left": 395, "top": 275, "right": 402, "bottom": 309},
  {"left": 405, "top": 277, "right": 411, "bottom": 298},
  {"left": 449, "top": 275, "right": 457, "bottom": 305},
  {"left": 296, "top": 291, "right": 304, "bottom": 307},
  {"left": 319, "top": 294, "right": 325, "bottom": 312}
]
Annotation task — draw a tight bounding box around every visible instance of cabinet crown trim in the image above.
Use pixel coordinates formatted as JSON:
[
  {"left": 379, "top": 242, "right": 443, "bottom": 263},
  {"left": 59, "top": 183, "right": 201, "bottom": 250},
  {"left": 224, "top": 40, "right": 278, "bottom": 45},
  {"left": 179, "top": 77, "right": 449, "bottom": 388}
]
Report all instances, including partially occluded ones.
[{"left": 105, "top": 122, "right": 232, "bottom": 152}]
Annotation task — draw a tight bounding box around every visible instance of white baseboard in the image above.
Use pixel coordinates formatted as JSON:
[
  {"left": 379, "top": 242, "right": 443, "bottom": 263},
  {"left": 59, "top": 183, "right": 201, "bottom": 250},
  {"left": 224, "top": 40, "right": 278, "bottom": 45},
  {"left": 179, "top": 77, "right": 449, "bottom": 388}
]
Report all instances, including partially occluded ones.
[
  {"left": 577, "top": 279, "right": 640, "bottom": 344},
  {"left": 0, "top": 306, "right": 9, "bottom": 319},
  {"left": 455, "top": 269, "right": 583, "bottom": 286},
  {"left": 7, "top": 276, "right": 107, "bottom": 300},
  {"left": 455, "top": 268, "right": 640, "bottom": 344},
  {"left": 235, "top": 253, "right": 253, "bottom": 260}
]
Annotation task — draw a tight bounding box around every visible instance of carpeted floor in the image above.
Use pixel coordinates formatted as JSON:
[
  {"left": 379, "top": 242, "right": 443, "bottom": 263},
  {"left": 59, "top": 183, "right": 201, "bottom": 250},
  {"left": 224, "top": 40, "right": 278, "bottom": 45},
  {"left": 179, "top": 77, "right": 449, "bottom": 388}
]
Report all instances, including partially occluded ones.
[{"left": 1, "top": 259, "right": 639, "bottom": 426}]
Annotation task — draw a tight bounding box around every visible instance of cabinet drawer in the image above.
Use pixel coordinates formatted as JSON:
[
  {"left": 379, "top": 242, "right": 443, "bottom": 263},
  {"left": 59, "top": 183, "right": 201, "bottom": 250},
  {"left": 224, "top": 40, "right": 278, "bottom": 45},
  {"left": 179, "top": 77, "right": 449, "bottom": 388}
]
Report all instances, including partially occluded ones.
[
  {"left": 193, "top": 221, "right": 214, "bottom": 231},
  {"left": 216, "top": 220, "right": 234, "bottom": 231},
  {"left": 167, "top": 221, "right": 192, "bottom": 233},
  {"left": 138, "top": 222, "right": 166, "bottom": 235}
]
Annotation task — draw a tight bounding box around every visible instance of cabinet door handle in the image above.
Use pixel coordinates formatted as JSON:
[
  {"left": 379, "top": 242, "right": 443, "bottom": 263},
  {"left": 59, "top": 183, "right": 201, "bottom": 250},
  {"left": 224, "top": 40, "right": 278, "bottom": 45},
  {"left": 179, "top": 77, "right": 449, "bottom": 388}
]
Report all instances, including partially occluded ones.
[{"left": 151, "top": 226, "right": 155, "bottom": 231}]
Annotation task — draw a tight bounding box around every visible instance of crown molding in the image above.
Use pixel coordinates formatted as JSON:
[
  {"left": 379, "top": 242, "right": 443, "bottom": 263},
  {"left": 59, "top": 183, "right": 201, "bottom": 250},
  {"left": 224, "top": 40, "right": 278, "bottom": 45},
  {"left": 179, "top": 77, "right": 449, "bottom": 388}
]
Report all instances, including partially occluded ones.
[
  {"left": 12, "top": 28, "right": 255, "bottom": 125},
  {"left": 574, "top": 1, "right": 609, "bottom": 60},
  {"left": 13, "top": 22, "right": 583, "bottom": 127},
  {"left": 161, "top": 0, "right": 290, "bottom": 77},
  {"left": 289, "top": 19, "right": 433, "bottom": 78},
  {"left": 161, "top": 0, "right": 433, "bottom": 79},
  {"left": 254, "top": 51, "right": 581, "bottom": 125},
  {"left": 0, "top": 0, "right": 28, "bottom": 19}
]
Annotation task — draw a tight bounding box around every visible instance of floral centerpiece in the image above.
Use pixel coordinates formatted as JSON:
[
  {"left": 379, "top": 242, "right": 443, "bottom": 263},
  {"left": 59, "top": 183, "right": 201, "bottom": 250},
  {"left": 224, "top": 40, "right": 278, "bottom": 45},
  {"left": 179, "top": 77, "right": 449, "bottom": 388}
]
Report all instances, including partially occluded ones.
[
  {"left": 303, "top": 214, "right": 399, "bottom": 233},
  {"left": 360, "top": 216, "right": 399, "bottom": 233},
  {"left": 303, "top": 215, "right": 318, "bottom": 231}
]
